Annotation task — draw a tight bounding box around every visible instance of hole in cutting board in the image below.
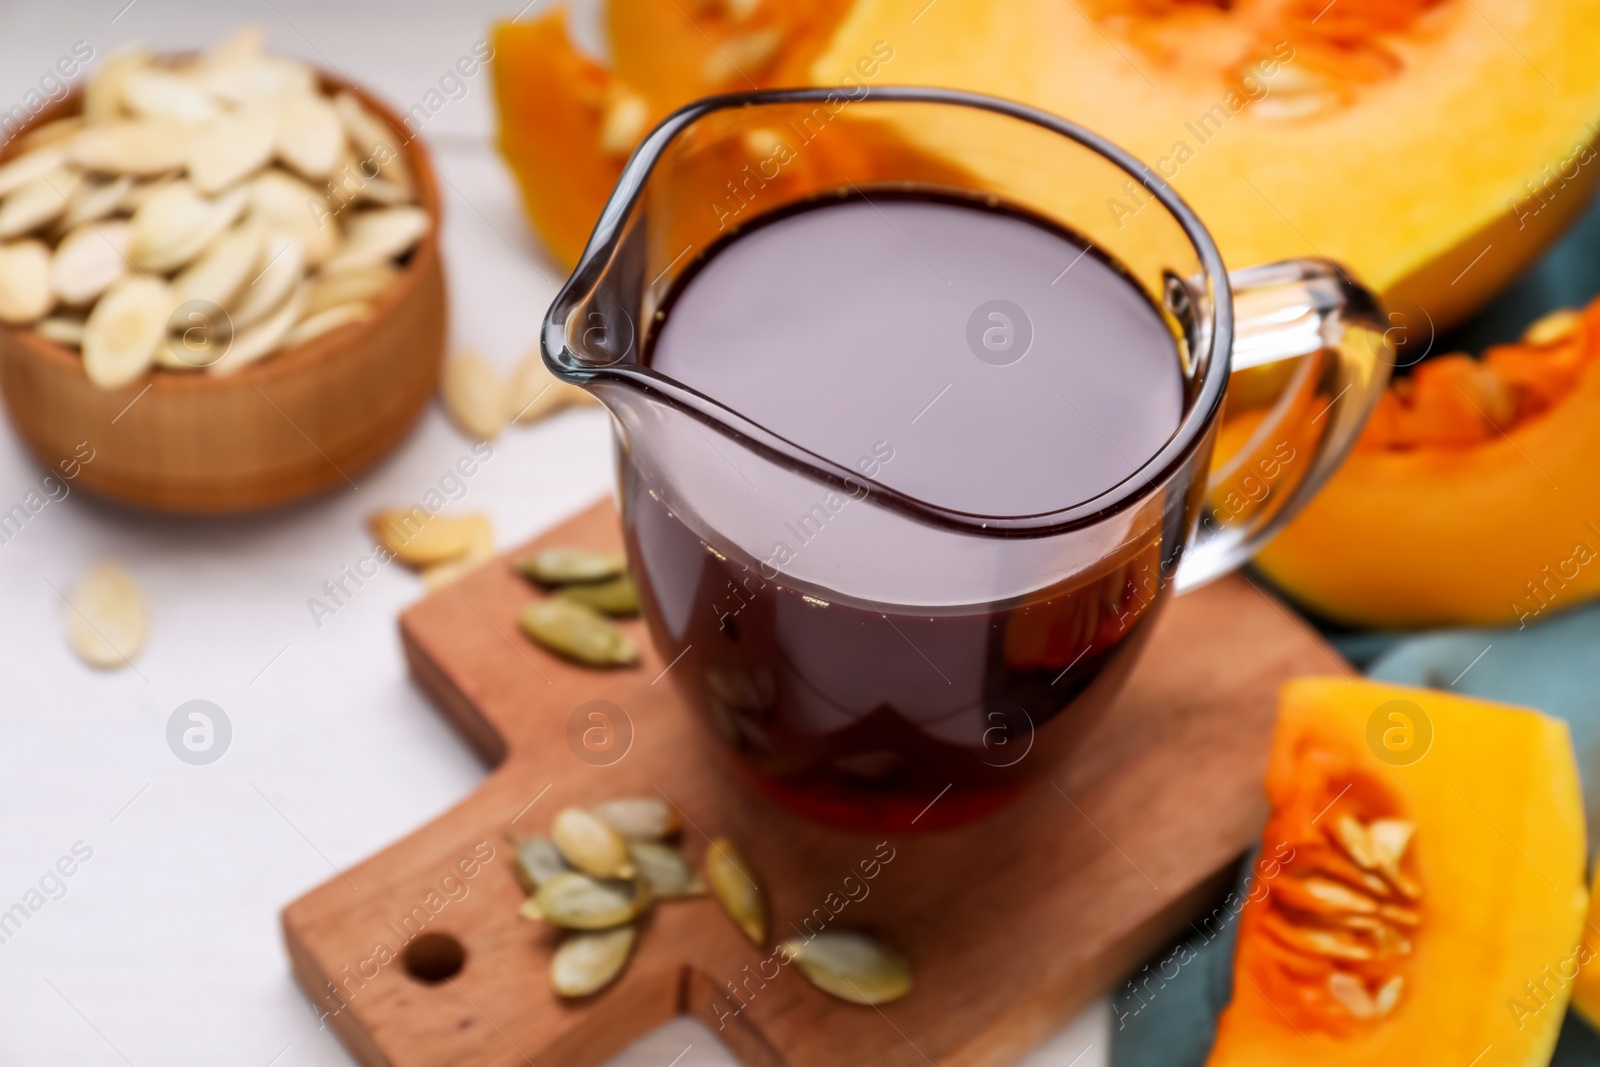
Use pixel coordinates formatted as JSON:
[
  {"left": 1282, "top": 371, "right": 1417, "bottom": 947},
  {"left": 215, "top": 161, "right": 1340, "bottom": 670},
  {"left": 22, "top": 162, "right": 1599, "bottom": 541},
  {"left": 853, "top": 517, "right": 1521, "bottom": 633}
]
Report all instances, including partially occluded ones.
[{"left": 402, "top": 932, "right": 466, "bottom": 983}]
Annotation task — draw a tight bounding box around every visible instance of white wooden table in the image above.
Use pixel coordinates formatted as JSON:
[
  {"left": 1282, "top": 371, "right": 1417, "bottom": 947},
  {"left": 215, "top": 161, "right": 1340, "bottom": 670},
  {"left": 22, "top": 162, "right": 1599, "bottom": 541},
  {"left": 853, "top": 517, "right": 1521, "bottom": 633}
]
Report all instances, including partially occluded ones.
[{"left": 0, "top": 3, "right": 1110, "bottom": 1063}]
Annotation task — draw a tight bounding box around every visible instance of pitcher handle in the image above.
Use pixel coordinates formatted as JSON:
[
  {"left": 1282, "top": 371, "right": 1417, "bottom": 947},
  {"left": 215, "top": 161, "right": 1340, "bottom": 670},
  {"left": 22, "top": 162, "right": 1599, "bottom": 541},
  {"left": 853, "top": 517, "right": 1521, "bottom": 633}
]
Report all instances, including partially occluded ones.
[{"left": 1174, "top": 259, "right": 1394, "bottom": 593}]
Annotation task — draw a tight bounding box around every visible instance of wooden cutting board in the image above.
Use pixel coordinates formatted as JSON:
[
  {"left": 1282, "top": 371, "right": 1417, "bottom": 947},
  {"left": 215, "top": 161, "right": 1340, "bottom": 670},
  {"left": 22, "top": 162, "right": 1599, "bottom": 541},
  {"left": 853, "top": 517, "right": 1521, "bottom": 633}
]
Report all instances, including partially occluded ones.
[{"left": 282, "top": 499, "right": 1348, "bottom": 1067}]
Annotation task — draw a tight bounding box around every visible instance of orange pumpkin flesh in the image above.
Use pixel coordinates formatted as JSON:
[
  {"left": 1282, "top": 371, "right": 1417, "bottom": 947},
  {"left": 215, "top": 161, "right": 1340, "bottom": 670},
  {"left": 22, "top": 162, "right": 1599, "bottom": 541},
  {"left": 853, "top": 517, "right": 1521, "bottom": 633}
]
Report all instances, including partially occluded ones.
[
  {"left": 606, "top": 0, "right": 856, "bottom": 104},
  {"left": 813, "top": 0, "right": 1600, "bottom": 329},
  {"left": 1207, "top": 678, "right": 1587, "bottom": 1065},
  {"left": 1256, "top": 298, "right": 1600, "bottom": 628}
]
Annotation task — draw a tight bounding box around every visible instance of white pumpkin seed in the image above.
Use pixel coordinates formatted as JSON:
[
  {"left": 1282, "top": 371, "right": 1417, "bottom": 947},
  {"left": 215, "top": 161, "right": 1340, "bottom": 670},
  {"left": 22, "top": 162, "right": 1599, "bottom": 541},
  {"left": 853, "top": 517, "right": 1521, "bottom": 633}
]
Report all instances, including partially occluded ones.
[
  {"left": 552, "top": 807, "right": 635, "bottom": 879},
  {"left": 122, "top": 176, "right": 181, "bottom": 212},
  {"left": 199, "top": 54, "right": 316, "bottom": 105},
  {"left": 418, "top": 517, "right": 495, "bottom": 588},
  {"left": 518, "top": 598, "right": 639, "bottom": 668},
  {"left": 83, "top": 276, "right": 172, "bottom": 388},
  {"left": 1524, "top": 307, "right": 1583, "bottom": 347},
  {"left": 592, "top": 799, "right": 679, "bottom": 843},
  {"left": 1330, "top": 815, "right": 1377, "bottom": 870},
  {"left": 306, "top": 262, "right": 396, "bottom": 314},
  {"left": 533, "top": 871, "right": 650, "bottom": 930},
  {"left": 628, "top": 841, "right": 704, "bottom": 899},
  {"left": 331, "top": 92, "right": 412, "bottom": 191},
  {"left": 83, "top": 48, "right": 151, "bottom": 125},
  {"left": 230, "top": 231, "right": 304, "bottom": 326},
  {"left": 0, "top": 169, "right": 80, "bottom": 239},
  {"left": 274, "top": 93, "right": 343, "bottom": 180},
  {"left": 508, "top": 350, "right": 595, "bottom": 424},
  {"left": 324, "top": 205, "right": 429, "bottom": 271},
  {"left": 128, "top": 181, "right": 212, "bottom": 270},
  {"left": 599, "top": 92, "right": 650, "bottom": 157},
  {"left": 36, "top": 315, "right": 86, "bottom": 346},
  {"left": 207, "top": 280, "right": 304, "bottom": 375},
  {"left": 779, "top": 932, "right": 912, "bottom": 1005},
  {"left": 0, "top": 239, "right": 53, "bottom": 324},
  {"left": 440, "top": 350, "right": 505, "bottom": 441},
  {"left": 122, "top": 69, "right": 218, "bottom": 122},
  {"left": 51, "top": 222, "right": 131, "bottom": 306},
  {"left": 509, "top": 836, "right": 571, "bottom": 892},
  {"left": 368, "top": 509, "right": 493, "bottom": 567},
  {"left": 248, "top": 170, "right": 338, "bottom": 266},
  {"left": 518, "top": 547, "right": 627, "bottom": 586},
  {"left": 552, "top": 926, "right": 637, "bottom": 998},
  {"left": 0, "top": 145, "right": 68, "bottom": 198},
  {"left": 188, "top": 105, "right": 277, "bottom": 194},
  {"left": 355, "top": 176, "right": 413, "bottom": 206},
  {"left": 701, "top": 29, "right": 783, "bottom": 85},
  {"left": 65, "top": 175, "right": 135, "bottom": 226},
  {"left": 15, "top": 117, "right": 84, "bottom": 154},
  {"left": 705, "top": 837, "right": 766, "bottom": 946},
  {"left": 71, "top": 120, "right": 193, "bottom": 176},
  {"left": 196, "top": 26, "right": 264, "bottom": 73},
  {"left": 64, "top": 560, "right": 148, "bottom": 670},
  {"left": 1373, "top": 975, "right": 1403, "bottom": 1016},
  {"left": 173, "top": 221, "right": 262, "bottom": 309},
  {"left": 282, "top": 301, "right": 369, "bottom": 347}
]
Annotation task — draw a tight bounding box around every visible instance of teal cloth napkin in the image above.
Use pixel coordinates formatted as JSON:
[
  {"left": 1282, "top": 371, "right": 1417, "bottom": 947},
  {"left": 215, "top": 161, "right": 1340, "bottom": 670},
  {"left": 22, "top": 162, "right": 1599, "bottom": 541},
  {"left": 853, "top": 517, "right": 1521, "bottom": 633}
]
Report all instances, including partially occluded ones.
[{"left": 1108, "top": 191, "right": 1600, "bottom": 1066}]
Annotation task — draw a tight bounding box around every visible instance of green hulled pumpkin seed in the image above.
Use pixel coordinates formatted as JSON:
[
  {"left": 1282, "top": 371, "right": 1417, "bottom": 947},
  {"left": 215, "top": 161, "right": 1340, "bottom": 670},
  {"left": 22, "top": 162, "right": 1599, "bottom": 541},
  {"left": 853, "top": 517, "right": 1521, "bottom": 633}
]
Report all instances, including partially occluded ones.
[
  {"left": 519, "top": 598, "right": 638, "bottom": 667},
  {"left": 518, "top": 546, "right": 626, "bottom": 586},
  {"left": 552, "top": 806, "right": 635, "bottom": 879},
  {"left": 592, "top": 797, "right": 680, "bottom": 841},
  {"left": 779, "top": 931, "right": 912, "bottom": 1005},
  {"left": 552, "top": 925, "right": 637, "bottom": 998},
  {"left": 509, "top": 835, "right": 570, "bottom": 892},
  {"left": 533, "top": 871, "right": 651, "bottom": 930},
  {"left": 558, "top": 574, "right": 640, "bottom": 616},
  {"left": 705, "top": 837, "right": 766, "bottom": 946},
  {"left": 628, "top": 841, "right": 705, "bottom": 899}
]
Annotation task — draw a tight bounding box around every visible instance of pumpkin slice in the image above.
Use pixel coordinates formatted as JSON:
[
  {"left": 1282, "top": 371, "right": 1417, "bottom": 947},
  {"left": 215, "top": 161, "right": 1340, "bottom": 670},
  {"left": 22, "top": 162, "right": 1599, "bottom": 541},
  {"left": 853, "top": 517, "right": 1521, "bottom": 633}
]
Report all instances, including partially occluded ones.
[
  {"left": 491, "top": 2, "right": 859, "bottom": 272},
  {"left": 491, "top": 9, "right": 638, "bottom": 270},
  {"left": 1208, "top": 678, "right": 1586, "bottom": 1065},
  {"left": 1572, "top": 866, "right": 1600, "bottom": 1029},
  {"left": 1256, "top": 298, "right": 1600, "bottom": 627},
  {"left": 811, "top": 0, "right": 1600, "bottom": 328}
]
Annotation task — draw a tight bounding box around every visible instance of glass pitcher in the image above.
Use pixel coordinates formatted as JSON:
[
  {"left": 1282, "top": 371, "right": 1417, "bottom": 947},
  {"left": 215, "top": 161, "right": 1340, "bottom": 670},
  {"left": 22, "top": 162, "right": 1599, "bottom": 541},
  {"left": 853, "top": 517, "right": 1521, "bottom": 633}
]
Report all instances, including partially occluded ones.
[{"left": 543, "top": 88, "right": 1390, "bottom": 831}]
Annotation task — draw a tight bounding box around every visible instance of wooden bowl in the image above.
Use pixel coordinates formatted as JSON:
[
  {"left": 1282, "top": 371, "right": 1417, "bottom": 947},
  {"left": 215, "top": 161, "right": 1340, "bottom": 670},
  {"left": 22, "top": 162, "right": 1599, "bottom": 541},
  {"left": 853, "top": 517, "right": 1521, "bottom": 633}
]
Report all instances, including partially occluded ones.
[{"left": 0, "top": 76, "right": 445, "bottom": 513}]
